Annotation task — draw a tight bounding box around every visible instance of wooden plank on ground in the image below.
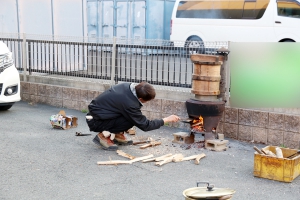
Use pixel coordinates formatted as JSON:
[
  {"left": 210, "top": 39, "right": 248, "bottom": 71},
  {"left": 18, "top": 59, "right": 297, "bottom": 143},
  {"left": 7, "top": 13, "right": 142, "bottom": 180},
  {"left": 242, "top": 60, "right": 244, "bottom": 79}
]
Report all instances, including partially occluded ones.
[
  {"left": 97, "top": 154, "right": 153, "bottom": 165},
  {"left": 182, "top": 153, "right": 206, "bottom": 161},
  {"left": 194, "top": 153, "right": 206, "bottom": 165},
  {"left": 116, "top": 150, "right": 136, "bottom": 160},
  {"left": 172, "top": 154, "right": 184, "bottom": 162},
  {"left": 155, "top": 154, "right": 183, "bottom": 166},
  {"left": 155, "top": 153, "right": 173, "bottom": 161},
  {"left": 130, "top": 154, "right": 154, "bottom": 163},
  {"left": 97, "top": 160, "right": 132, "bottom": 165},
  {"left": 140, "top": 141, "right": 162, "bottom": 149}
]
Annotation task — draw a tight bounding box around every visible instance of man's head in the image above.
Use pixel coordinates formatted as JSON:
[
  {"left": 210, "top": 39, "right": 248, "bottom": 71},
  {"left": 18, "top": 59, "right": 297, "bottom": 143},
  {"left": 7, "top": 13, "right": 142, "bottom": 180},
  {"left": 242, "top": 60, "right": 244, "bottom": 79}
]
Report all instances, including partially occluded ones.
[{"left": 135, "top": 82, "right": 156, "bottom": 103}]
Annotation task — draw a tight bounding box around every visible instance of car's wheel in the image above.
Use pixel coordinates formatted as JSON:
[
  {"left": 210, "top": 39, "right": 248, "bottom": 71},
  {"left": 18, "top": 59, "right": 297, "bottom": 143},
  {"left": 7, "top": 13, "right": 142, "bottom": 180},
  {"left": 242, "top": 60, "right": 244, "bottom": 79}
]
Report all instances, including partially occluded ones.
[
  {"left": 184, "top": 36, "right": 205, "bottom": 55},
  {"left": 282, "top": 39, "right": 294, "bottom": 42},
  {"left": 0, "top": 105, "right": 13, "bottom": 111}
]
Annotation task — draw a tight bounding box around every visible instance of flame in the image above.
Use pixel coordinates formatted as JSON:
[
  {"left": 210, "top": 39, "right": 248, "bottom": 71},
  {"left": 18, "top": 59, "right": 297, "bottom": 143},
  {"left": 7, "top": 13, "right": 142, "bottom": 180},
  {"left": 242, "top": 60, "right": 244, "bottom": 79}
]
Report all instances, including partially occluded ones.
[
  {"left": 191, "top": 116, "right": 204, "bottom": 132},
  {"left": 192, "top": 116, "right": 203, "bottom": 125}
]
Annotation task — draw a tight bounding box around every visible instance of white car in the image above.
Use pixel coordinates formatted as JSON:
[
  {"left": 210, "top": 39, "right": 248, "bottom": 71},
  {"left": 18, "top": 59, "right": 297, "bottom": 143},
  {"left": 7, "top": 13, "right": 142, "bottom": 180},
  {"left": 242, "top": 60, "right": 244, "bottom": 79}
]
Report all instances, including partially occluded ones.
[{"left": 0, "top": 41, "right": 21, "bottom": 111}]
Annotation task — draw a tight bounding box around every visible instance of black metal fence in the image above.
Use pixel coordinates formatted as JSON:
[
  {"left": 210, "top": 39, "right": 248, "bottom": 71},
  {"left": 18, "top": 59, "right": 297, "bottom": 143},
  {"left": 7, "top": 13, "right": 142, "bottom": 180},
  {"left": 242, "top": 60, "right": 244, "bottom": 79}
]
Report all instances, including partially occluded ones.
[{"left": 1, "top": 35, "right": 228, "bottom": 88}]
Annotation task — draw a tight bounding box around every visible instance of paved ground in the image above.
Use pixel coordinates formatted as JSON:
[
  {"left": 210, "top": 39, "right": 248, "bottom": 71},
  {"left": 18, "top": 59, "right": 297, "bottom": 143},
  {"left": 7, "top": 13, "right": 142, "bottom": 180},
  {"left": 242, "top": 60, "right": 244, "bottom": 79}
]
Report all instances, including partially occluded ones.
[{"left": 1, "top": 101, "right": 300, "bottom": 200}]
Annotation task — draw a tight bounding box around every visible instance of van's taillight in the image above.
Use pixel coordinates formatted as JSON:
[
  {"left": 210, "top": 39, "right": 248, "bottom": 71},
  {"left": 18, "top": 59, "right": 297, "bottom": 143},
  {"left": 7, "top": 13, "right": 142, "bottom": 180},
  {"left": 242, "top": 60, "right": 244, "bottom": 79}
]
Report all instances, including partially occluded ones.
[{"left": 170, "top": 20, "right": 172, "bottom": 35}]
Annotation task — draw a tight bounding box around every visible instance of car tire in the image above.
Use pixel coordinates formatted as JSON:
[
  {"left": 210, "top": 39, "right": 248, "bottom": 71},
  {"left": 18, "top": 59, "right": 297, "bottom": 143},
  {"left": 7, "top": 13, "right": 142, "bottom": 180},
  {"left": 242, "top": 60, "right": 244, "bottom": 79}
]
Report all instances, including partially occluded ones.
[
  {"left": 0, "top": 105, "right": 13, "bottom": 111},
  {"left": 282, "top": 39, "right": 294, "bottom": 42},
  {"left": 184, "top": 36, "right": 205, "bottom": 55}
]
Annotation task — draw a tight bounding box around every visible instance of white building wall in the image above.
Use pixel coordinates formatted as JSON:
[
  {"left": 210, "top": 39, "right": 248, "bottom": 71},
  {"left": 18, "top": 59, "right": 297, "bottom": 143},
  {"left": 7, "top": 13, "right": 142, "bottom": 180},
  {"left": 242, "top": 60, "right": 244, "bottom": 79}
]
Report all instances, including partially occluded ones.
[
  {"left": 0, "top": 0, "right": 18, "bottom": 33},
  {"left": 0, "top": 0, "right": 86, "bottom": 37},
  {"left": 52, "top": 0, "right": 85, "bottom": 36},
  {"left": 18, "top": 0, "right": 53, "bottom": 35}
]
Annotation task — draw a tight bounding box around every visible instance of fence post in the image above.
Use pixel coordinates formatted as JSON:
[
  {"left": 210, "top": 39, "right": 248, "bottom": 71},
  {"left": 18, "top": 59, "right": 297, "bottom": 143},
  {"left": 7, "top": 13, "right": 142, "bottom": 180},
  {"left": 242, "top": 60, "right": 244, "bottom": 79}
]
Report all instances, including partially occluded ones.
[
  {"left": 22, "top": 33, "right": 27, "bottom": 82},
  {"left": 110, "top": 37, "right": 116, "bottom": 85},
  {"left": 225, "top": 41, "right": 231, "bottom": 106}
]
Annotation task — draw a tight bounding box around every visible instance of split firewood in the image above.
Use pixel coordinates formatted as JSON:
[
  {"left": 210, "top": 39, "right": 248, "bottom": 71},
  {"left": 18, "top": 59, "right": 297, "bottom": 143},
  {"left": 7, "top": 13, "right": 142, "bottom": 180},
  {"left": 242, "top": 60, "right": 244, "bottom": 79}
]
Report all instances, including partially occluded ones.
[
  {"left": 97, "top": 154, "right": 153, "bottom": 165},
  {"left": 130, "top": 154, "right": 154, "bottom": 163},
  {"left": 133, "top": 141, "right": 149, "bottom": 145},
  {"left": 253, "top": 146, "right": 264, "bottom": 154},
  {"left": 140, "top": 141, "right": 162, "bottom": 149},
  {"left": 194, "top": 153, "right": 206, "bottom": 165},
  {"left": 264, "top": 149, "right": 276, "bottom": 157},
  {"left": 172, "top": 154, "right": 184, "bottom": 162},
  {"left": 142, "top": 158, "right": 156, "bottom": 163},
  {"left": 155, "top": 153, "right": 173, "bottom": 161},
  {"left": 116, "top": 150, "right": 136, "bottom": 160},
  {"left": 97, "top": 160, "right": 132, "bottom": 165},
  {"left": 182, "top": 154, "right": 206, "bottom": 161},
  {"left": 261, "top": 149, "right": 268, "bottom": 155},
  {"left": 155, "top": 154, "right": 183, "bottom": 166}
]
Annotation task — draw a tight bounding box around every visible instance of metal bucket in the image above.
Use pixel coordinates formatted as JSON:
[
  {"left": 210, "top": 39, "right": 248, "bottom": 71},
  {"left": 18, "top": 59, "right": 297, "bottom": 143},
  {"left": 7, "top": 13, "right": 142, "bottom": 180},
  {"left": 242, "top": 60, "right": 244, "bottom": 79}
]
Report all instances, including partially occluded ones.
[{"left": 183, "top": 182, "right": 235, "bottom": 200}]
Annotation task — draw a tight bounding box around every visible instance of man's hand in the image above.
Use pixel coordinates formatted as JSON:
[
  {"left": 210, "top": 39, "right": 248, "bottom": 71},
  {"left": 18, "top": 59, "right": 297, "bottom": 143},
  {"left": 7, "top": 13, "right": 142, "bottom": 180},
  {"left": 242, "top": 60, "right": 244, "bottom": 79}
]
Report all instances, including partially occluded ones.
[{"left": 163, "top": 115, "right": 180, "bottom": 123}]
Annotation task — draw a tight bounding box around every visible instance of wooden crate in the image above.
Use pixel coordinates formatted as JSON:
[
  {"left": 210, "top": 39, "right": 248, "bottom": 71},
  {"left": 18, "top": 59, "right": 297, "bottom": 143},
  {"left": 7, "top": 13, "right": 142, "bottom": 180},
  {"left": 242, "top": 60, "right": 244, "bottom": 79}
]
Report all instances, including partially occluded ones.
[{"left": 253, "top": 146, "right": 300, "bottom": 182}]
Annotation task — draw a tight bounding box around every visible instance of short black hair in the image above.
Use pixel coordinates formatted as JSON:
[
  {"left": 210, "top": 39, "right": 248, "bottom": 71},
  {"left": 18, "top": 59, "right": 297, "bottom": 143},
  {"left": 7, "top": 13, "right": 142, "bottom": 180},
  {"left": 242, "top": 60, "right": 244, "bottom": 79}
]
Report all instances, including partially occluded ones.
[{"left": 135, "top": 82, "right": 156, "bottom": 101}]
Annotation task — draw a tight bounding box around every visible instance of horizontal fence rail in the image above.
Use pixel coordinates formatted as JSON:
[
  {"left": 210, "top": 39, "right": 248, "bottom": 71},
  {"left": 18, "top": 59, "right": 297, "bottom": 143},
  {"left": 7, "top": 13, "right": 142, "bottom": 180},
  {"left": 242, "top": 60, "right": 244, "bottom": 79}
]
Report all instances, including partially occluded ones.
[{"left": 0, "top": 33, "right": 228, "bottom": 88}]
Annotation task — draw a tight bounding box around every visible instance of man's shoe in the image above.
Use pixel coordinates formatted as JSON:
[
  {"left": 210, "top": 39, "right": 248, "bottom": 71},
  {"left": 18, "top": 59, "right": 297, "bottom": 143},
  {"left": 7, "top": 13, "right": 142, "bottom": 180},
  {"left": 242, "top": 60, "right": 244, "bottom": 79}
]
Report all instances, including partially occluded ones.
[
  {"left": 93, "top": 133, "right": 118, "bottom": 151},
  {"left": 113, "top": 132, "right": 133, "bottom": 145}
]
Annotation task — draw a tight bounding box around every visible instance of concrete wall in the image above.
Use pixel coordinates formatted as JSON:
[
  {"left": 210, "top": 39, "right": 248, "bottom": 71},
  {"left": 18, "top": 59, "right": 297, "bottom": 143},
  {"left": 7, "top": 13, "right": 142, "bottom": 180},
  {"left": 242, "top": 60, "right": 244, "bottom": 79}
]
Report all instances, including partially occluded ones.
[{"left": 20, "top": 76, "right": 300, "bottom": 149}]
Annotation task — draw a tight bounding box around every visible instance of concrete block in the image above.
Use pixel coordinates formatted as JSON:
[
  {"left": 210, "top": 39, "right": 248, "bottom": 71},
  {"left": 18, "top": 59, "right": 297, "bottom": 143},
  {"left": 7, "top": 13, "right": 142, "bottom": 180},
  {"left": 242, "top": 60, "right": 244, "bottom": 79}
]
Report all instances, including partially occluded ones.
[
  {"left": 149, "top": 112, "right": 161, "bottom": 121},
  {"left": 29, "top": 83, "right": 38, "bottom": 95},
  {"left": 224, "top": 107, "right": 238, "bottom": 124},
  {"left": 38, "top": 84, "right": 47, "bottom": 96},
  {"left": 173, "top": 101, "right": 188, "bottom": 117},
  {"left": 267, "top": 129, "right": 284, "bottom": 147},
  {"left": 218, "top": 133, "right": 224, "bottom": 140},
  {"left": 172, "top": 132, "right": 194, "bottom": 144},
  {"left": 62, "top": 87, "right": 80, "bottom": 100},
  {"left": 205, "top": 139, "right": 228, "bottom": 151},
  {"left": 252, "top": 111, "right": 268, "bottom": 128},
  {"left": 216, "top": 122, "right": 223, "bottom": 134},
  {"left": 79, "top": 89, "right": 89, "bottom": 102},
  {"left": 30, "top": 95, "right": 37, "bottom": 103},
  {"left": 252, "top": 127, "right": 267, "bottom": 144},
  {"left": 88, "top": 90, "right": 101, "bottom": 101},
  {"left": 21, "top": 82, "right": 30, "bottom": 94},
  {"left": 238, "top": 125, "right": 252, "bottom": 141},
  {"left": 284, "top": 132, "right": 300, "bottom": 149},
  {"left": 284, "top": 115, "right": 300, "bottom": 133},
  {"left": 223, "top": 123, "right": 238, "bottom": 139},
  {"left": 162, "top": 99, "right": 175, "bottom": 114},
  {"left": 268, "top": 113, "right": 285, "bottom": 131},
  {"left": 148, "top": 99, "right": 162, "bottom": 112},
  {"left": 239, "top": 109, "right": 253, "bottom": 126},
  {"left": 37, "top": 96, "right": 47, "bottom": 104},
  {"left": 21, "top": 93, "right": 30, "bottom": 102}
]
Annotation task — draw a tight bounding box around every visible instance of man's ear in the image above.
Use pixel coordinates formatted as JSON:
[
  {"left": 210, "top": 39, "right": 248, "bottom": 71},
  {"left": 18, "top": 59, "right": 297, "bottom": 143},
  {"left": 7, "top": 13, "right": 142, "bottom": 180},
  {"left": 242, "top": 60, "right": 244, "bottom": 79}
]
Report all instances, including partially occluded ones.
[{"left": 138, "top": 98, "right": 147, "bottom": 103}]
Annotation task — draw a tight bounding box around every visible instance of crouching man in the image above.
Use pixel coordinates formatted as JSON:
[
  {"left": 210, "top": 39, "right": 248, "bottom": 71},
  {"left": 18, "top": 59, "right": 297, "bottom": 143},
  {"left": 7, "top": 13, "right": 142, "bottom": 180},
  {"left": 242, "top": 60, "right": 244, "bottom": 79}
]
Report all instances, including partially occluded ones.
[{"left": 86, "top": 82, "right": 180, "bottom": 150}]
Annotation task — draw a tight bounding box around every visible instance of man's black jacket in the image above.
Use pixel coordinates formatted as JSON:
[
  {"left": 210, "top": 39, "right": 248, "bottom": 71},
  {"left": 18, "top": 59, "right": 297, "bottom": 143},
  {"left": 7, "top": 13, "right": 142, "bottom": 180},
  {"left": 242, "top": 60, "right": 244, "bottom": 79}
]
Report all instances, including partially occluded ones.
[{"left": 88, "top": 83, "right": 164, "bottom": 131}]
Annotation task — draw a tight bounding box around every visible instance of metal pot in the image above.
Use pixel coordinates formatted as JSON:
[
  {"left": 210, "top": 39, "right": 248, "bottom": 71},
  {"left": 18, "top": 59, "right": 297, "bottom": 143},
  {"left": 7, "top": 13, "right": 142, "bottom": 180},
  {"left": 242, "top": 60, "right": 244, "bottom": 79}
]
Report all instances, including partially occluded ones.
[{"left": 183, "top": 182, "right": 235, "bottom": 200}]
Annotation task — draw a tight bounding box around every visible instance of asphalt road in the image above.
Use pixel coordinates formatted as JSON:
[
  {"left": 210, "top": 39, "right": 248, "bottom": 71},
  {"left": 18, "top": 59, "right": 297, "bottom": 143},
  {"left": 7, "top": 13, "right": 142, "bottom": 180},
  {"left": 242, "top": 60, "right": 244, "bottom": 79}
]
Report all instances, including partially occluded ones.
[{"left": 1, "top": 101, "right": 300, "bottom": 200}]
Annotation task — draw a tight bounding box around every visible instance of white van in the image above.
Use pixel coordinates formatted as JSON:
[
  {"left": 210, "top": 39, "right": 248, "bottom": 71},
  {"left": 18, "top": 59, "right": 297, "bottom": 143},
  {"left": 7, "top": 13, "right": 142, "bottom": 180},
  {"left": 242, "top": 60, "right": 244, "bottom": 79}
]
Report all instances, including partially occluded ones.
[
  {"left": 170, "top": 0, "right": 300, "bottom": 46},
  {"left": 0, "top": 41, "right": 21, "bottom": 111}
]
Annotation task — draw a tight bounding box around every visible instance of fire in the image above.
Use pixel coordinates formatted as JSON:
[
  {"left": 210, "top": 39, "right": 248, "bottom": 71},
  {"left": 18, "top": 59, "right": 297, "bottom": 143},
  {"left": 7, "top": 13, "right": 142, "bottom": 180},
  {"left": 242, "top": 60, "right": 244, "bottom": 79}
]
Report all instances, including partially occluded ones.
[{"left": 191, "top": 116, "right": 204, "bottom": 132}]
